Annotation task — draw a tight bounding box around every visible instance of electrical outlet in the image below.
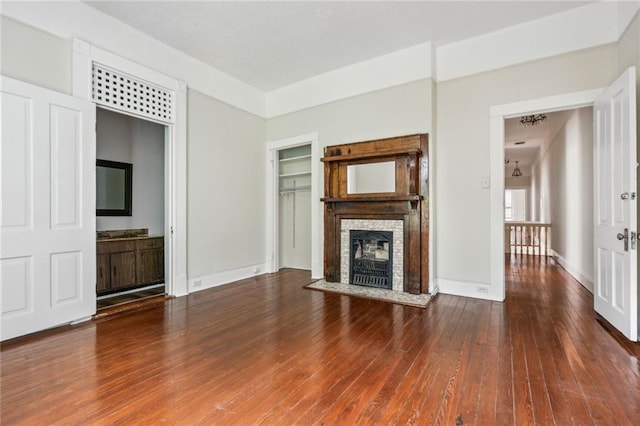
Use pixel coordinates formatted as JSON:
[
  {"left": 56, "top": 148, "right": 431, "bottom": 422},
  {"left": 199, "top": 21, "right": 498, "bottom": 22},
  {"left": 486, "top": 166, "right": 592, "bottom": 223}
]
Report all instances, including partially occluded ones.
[
  {"left": 476, "top": 285, "right": 489, "bottom": 294},
  {"left": 193, "top": 280, "right": 202, "bottom": 287},
  {"left": 254, "top": 266, "right": 260, "bottom": 274},
  {"left": 481, "top": 177, "right": 490, "bottom": 189}
]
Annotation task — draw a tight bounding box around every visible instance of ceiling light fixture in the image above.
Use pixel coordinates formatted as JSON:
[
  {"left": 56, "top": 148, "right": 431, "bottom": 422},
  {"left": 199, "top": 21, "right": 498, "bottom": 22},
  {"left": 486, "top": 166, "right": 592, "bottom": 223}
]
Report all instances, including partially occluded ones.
[
  {"left": 520, "top": 114, "right": 546, "bottom": 126},
  {"left": 512, "top": 160, "right": 522, "bottom": 177}
]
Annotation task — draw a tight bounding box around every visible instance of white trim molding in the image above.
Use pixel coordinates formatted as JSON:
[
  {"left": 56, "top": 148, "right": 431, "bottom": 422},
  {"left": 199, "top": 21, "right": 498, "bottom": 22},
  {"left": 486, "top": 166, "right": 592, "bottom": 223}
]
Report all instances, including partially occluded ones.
[
  {"left": 266, "top": 42, "right": 434, "bottom": 118},
  {"left": 73, "top": 38, "right": 189, "bottom": 298},
  {"left": 188, "top": 263, "right": 267, "bottom": 293},
  {"left": 3, "top": 0, "right": 265, "bottom": 116},
  {"left": 3, "top": 0, "right": 634, "bottom": 117},
  {"left": 265, "top": 132, "right": 322, "bottom": 278},
  {"left": 437, "top": 2, "right": 621, "bottom": 82},
  {"left": 437, "top": 279, "right": 502, "bottom": 302},
  {"left": 551, "top": 250, "right": 594, "bottom": 293}
]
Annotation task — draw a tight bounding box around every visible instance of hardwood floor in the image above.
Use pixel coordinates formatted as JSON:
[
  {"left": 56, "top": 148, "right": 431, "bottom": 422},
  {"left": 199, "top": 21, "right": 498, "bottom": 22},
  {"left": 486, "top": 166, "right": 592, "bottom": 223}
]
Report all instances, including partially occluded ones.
[{"left": 2, "top": 259, "right": 639, "bottom": 425}]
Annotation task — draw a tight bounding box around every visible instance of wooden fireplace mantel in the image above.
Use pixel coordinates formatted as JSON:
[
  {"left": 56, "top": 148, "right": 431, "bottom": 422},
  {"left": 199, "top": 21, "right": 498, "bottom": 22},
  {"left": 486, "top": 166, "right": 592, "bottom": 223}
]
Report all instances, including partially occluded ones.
[{"left": 321, "top": 134, "right": 429, "bottom": 294}]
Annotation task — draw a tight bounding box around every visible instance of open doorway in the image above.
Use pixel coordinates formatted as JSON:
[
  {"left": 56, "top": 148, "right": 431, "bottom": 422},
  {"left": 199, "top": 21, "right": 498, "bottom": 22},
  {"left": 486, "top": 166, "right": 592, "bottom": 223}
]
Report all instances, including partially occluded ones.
[
  {"left": 503, "top": 107, "right": 594, "bottom": 289},
  {"left": 95, "top": 108, "right": 168, "bottom": 310},
  {"left": 266, "top": 132, "right": 321, "bottom": 277},
  {"left": 278, "top": 145, "right": 312, "bottom": 270}
]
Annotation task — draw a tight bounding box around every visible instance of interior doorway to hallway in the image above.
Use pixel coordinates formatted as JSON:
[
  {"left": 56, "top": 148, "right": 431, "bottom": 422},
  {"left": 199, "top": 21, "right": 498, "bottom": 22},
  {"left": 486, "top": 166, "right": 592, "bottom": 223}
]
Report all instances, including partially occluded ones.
[{"left": 503, "top": 107, "right": 594, "bottom": 290}]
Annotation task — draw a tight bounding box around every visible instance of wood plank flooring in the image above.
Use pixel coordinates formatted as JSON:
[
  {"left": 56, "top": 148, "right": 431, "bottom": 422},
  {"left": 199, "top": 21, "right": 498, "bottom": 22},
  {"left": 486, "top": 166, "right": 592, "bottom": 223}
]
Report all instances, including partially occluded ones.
[{"left": 2, "top": 258, "right": 639, "bottom": 425}]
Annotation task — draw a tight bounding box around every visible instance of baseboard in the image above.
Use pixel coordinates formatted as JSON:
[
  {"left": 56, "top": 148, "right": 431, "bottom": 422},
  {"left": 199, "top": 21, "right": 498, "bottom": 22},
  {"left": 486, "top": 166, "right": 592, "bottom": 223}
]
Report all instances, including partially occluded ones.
[
  {"left": 437, "top": 278, "right": 502, "bottom": 301},
  {"left": 550, "top": 250, "right": 594, "bottom": 293},
  {"left": 429, "top": 280, "right": 439, "bottom": 296},
  {"left": 311, "top": 260, "right": 323, "bottom": 280},
  {"left": 173, "top": 273, "right": 189, "bottom": 297},
  {"left": 188, "top": 262, "right": 267, "bottom": 293}
]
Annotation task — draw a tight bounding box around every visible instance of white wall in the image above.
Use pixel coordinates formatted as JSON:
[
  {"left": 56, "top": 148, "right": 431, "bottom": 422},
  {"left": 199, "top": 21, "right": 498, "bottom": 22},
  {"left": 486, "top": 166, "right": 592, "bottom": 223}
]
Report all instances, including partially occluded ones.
[
  {"left": 3, "top": 6, "right": 638, "bottom": 302},
  {"left": 0, "top": 16, "right": 71, "bottom": 94},
  {"left": 267, "top": 79, "right": 433, "bottom": 282},
  {"left": 96, "top": 108, "right": 165, "bottom": 235},
  {"left": 187, "top": 90, "right": 267, "bottom": 287},
  {"left": 436, "top": 44, "right": 618, "bottom": 290},
  {"left": 1, "top": 17, "right": 269, "bottom": 289},
  {"left": 131, "top": 116, "right": 166, "bottom": 235},
  {"left": 531, "top": 107, "right": 594, "bottom": 290}
]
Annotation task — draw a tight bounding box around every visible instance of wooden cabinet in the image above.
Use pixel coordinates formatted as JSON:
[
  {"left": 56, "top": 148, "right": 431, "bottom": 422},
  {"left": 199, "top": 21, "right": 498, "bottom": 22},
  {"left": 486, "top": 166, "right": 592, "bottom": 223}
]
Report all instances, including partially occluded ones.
[
  {"left": 96, "top": 253, "right": 110, "bottom": 293},
  {"left": 96, "top": 237, "right": 164, "bottom": 295},
  {"left": 136, "top": 237, "right": 164, "bottom": 285}
]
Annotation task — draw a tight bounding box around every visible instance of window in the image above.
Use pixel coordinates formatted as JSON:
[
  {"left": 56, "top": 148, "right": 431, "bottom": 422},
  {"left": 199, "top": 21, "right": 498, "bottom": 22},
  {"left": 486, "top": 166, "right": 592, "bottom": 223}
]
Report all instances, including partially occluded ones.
[
  {"left": 505, "top": 189, "right": 527, "bottom": 221},
  {"left": 505, "top": 190, "right": 513, "bottom": 220}
]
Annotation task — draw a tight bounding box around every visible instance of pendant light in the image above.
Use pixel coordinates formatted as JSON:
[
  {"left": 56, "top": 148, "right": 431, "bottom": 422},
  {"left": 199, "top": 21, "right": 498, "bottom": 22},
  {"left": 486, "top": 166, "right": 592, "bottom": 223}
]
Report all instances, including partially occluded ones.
[{"left": 512, "top": 161, "right": 522, "bottom": 177}]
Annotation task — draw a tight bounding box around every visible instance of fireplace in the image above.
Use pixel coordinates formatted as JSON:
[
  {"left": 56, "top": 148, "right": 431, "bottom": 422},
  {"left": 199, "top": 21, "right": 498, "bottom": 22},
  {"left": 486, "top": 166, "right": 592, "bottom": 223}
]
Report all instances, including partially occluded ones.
[
  {"left": 321, "top": 134, "right": 429, "bottom": 294},
  {"left": 349, "top": 230, "right": 393, "bottom": 289}
]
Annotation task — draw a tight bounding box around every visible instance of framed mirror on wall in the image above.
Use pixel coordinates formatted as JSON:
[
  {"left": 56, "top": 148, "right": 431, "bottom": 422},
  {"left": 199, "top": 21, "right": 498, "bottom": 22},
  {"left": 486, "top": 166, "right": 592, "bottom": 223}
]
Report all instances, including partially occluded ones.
[
  {"left": 346, "top": 161, "right": 396, "bottom": 194},
  {"left": 96, "top": 159, "right": 132, "bottom": 216}
]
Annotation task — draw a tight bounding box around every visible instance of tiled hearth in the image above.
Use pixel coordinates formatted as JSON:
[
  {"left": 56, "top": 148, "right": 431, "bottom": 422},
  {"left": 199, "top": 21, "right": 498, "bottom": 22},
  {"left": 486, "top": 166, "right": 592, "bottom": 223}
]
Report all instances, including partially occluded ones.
[{"left": 340, "top": 219, "right": 403, "bottom": 292}]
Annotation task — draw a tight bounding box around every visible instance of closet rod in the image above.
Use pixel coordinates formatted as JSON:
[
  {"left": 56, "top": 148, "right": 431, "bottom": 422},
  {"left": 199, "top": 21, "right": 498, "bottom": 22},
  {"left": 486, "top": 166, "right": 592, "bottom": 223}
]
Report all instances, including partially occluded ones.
[{"left": 279, "top": 185, "right": 311, "bottom": 194}]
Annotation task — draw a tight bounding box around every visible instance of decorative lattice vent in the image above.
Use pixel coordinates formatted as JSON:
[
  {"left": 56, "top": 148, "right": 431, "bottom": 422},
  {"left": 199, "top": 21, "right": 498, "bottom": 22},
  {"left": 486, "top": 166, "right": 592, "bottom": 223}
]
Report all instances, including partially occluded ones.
[{"left": 92, "top": 63, "right": 173, "bottom": 123}]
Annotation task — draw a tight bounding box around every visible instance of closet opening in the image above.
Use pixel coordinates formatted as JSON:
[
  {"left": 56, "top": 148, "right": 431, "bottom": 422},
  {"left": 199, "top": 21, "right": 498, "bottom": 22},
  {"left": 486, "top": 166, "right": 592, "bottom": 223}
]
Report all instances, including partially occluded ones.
[{"left": 277, "top": 144, "right": 312, "bottom": 270}]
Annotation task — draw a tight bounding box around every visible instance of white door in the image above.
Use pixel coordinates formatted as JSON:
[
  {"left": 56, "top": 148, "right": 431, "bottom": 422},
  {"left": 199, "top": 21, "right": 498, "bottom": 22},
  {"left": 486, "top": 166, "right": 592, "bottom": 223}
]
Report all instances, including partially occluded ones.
[
  {"left": 593, "top": 67, "right": 637, "bottom": 341},
  {"left": 1, "top": 76, "right": 96, "bottom": 341}
]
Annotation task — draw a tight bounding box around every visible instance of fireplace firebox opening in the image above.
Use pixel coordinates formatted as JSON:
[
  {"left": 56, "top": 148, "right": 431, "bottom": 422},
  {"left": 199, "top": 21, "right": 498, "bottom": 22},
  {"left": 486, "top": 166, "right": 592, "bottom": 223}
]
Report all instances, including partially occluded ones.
[{"left": 349, "top": 230, "right": 393, "bottom": 290}]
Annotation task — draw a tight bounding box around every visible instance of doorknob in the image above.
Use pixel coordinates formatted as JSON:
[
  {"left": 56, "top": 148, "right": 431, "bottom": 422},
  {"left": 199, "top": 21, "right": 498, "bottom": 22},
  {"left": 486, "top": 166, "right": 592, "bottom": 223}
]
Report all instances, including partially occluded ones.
[{"left": 617, "top": 228, "right": 629, "bottom": 251}]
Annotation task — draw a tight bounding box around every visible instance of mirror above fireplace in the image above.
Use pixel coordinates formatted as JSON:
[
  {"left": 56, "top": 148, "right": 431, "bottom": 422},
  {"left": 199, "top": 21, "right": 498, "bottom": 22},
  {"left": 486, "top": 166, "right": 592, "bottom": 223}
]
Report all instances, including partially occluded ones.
[{"left": 347, "top": 161, "right": 396, "bottom": 194}]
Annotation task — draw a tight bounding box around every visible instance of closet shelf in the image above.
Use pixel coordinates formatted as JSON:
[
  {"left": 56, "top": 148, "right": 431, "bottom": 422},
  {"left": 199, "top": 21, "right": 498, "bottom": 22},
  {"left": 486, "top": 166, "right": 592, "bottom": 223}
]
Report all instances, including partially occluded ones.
[
  {"left": 279, "top": 172, "right": 311, "bottom": 178},
  {"left": 279, "top": 154, "right": 311, "bottom": 163}
]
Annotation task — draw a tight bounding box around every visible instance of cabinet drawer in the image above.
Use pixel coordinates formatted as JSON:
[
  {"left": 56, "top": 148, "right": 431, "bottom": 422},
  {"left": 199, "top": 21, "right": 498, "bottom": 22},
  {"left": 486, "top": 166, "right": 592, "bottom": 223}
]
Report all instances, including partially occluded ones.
[
  {"left": 136, "top": 237, "right": 163, "bottom": 250},
  {"left": 97, "top": 240, "right": 136, "bottom": 254}
]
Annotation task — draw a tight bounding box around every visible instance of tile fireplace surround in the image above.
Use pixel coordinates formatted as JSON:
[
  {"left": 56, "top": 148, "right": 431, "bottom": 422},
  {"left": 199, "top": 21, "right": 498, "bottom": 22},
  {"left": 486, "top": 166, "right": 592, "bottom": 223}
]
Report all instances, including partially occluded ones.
[{"left": 340, "top": 219, "right": 403, "bottom": 292}]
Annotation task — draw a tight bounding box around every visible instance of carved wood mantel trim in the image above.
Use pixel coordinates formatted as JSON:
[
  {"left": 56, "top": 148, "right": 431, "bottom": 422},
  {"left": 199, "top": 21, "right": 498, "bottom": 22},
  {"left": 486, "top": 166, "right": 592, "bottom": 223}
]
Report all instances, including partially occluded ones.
[{"left": 321, "top": 134, "right": 429, "bottom": 294}]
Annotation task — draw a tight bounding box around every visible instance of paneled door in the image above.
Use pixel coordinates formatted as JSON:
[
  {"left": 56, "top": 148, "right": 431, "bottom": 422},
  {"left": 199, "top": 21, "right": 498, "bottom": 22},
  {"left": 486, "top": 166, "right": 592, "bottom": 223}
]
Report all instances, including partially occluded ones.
[
  {"left": 1, "top": 76, "right": 96, "bottom": 341},
  {"left": 593, "top": 67, "right": 637, "bottom": 341}
]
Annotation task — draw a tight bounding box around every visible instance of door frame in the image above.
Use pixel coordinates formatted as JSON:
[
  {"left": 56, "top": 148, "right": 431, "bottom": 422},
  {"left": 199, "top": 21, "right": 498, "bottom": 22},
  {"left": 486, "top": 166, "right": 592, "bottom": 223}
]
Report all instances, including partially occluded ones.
[
  {"left": 266, "top": 132, "right": 321, "bottom": 278},
  {"left": 72, "top": 39, "right": 189, "bottom": 297},
  {"left": 489, "top": 88, "right": 602, "bottom": 301}
]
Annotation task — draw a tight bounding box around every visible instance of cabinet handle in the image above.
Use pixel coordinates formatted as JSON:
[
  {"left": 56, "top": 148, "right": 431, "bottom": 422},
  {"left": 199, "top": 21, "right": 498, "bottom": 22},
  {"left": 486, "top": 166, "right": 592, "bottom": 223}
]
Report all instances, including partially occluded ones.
[
  {"left": 99, "top": 268, "right": 103, "bottom": 278},
  {"left": 113, "top": 266, "right": 117, "bottom": 277}
]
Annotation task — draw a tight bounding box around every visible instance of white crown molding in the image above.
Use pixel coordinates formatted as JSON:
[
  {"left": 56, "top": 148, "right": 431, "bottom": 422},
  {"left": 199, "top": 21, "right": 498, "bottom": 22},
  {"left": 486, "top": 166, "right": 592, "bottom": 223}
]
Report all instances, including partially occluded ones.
[
  {"left": 0, "top": 0, "right": 266, "bottom": 117},
  {"left": 2, "top": 1, "right": 634, "bottom": 118},
  {"left": 436, "top": 1, "right": 620, "bottom": 82},
  {"left": 265, "top": 1, "right": 630, "bottom": 116},
  {"left": 265, "top": 42, "right": 434, "bottom": 118}
]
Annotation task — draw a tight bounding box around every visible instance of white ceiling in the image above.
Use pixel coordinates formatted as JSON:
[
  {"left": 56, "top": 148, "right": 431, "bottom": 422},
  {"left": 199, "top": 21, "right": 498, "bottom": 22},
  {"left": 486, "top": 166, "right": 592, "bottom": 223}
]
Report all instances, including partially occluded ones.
[
  {"left": 504, "top": 110, "right": 573, "bottom": 176},
  {"left": 84, "top": 1, "right": 592, "bottom": 91}
]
